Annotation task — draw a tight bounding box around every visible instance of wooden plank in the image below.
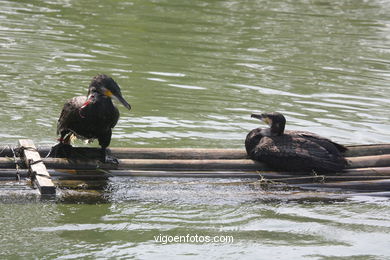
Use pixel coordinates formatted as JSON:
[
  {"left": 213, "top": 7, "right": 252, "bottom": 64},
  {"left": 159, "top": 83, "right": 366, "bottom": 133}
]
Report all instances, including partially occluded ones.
[{"left": 18, "top": 139, "right": 56, "bottom": 195}]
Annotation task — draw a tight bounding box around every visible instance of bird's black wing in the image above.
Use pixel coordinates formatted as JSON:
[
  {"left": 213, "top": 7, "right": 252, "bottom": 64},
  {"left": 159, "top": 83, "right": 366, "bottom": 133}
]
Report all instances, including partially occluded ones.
[
  {"left": 245, "top": 128, "right": 264, "bottom": 155},
  {"left": 286, "top": 130, "right": 348, "bottom": 153},
  {"left": 57, "top": 96, "right": 86, "bottom": 135},
  {"left": 252, "top": 135, "right": 345, "bottom": 172}
]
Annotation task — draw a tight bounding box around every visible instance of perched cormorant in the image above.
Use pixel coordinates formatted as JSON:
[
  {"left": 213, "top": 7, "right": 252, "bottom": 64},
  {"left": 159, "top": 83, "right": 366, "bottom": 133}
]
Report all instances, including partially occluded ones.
[
  {"left": 55, "top": 74, "right": 131, "bottom": 163},
  {"left": 245, "top": 112, "right": 348, "bottom": 173}
]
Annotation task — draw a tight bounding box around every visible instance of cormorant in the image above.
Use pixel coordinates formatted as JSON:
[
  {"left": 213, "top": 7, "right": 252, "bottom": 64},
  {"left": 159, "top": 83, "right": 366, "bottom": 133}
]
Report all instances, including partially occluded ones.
[
  {"left": 245, "top": 112, "right": 348, "bottom": 173},
  {"left": 55, "top": 74, "right": 131, "bottom": 163}
]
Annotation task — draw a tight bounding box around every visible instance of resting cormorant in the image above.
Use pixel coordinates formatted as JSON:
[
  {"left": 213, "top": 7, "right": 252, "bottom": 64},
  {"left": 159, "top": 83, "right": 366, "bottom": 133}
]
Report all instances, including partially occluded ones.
[
  {"left": 55, "top": 74, "right": 131, "bottom": 163},
  {"left": 245, "top": 112, "right": 348, "bottom": 173}
]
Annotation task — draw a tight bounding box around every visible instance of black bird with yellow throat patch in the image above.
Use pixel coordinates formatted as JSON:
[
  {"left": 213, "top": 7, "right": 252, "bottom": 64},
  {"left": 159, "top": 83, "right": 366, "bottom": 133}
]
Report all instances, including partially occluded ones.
[
  {"left": 245, "top": 112, "right": 348, "bottom": 173},
  {"left": 56, "top": 74, "right": 131, "bottom": 163}
]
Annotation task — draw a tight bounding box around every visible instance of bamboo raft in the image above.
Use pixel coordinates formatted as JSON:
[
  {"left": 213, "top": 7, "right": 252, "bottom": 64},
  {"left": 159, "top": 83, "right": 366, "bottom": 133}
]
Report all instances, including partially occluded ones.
[{"left": 1, "top": 139, "right": 390, "bottom": 196}]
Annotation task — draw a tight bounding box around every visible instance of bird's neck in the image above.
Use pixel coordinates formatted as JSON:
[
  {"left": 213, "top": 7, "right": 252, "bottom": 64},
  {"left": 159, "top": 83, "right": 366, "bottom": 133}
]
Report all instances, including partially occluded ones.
[
  {"left": 260, "top": 128, "right": 283, "bottom": 137},
  {"left": 270, "top": 123, "right": 285, "bottom": 136},
  {"left": 260, "top": 128, "right": 272, "bottom": 136}
]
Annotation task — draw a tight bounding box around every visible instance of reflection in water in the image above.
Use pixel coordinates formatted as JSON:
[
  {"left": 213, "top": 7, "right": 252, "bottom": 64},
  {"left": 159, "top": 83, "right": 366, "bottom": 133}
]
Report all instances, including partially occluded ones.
[
  {"left": 1, "top": 0, "right": 390, "bottom": 258},
  {"left": 2, "top": 177, "right": 390, "bottom": 259}
]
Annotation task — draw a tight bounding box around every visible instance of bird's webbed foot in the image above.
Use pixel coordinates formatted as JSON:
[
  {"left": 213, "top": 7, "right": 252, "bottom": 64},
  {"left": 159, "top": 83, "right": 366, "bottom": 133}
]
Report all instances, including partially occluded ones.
[
  {"left": 101, "top": 148, "right": 119, "bottom": 165},
  {"left": 104, "top": 155, "right": 119, "bottom": 164}
]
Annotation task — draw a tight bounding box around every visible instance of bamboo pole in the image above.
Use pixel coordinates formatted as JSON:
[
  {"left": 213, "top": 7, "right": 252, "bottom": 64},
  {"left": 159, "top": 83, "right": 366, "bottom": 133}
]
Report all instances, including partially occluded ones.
[
  {"left": 0, "top": 154, "right": 390, "bottom": 171},
  {"left": 0, "top": 169, "right": 29, "bottom": 178},
  {"left": 31, "top": 154, "right": 390, "bottom": 170},
  {"left": 49, "top": 143, "right": 390, "bottom": 159},
  {"left": 2, "top": 177, "right": 389, "bottom": 199},
  {"left": 1, "top": 169, "right": 390, "bottom": 192},
  {"left": 15, "top": 158, "right": 268, "bottom": 171},
  {"left": 291, "top": 179, "right": 390, "bottom": 191},
  {"left": 0, "top": 157, "right": 17, "bottom": 168},
  {"left": 343, "top": 144, "right": 390, "bottom": 157},
  {"left": 0, "top": 146, "right": 248, "bottom": 160},
  {"left": 266, "top": 175, "right": 390, "bottom": 184},
  {"left": 2, "top": 167, "right": 390, "bottom": 184},
  {"left": 0, "top": 168, "right": 292, "bottom": 179},
  {"left": 1, "top": 144, "right": 390, "bottom": 160},
  {"left": 117, "top": 159, "right": 266, "bottom": 170},
  {"left": 347, "top": 154, "right": 390, "bottom": 168},
  {"left": 54, "top": 179, "right": 108, "bottom": 190},
  {"left": 1, "top": 142, "right": 389, "bottom": 195},
  {"left": 341, "top": 167, "right": 390, "bottom": 176}
]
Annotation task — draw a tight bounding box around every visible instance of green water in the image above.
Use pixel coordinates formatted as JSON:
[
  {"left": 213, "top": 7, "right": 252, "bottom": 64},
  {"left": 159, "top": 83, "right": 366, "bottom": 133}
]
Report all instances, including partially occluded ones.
[{"left": 1, "top": 0, "right": 390, "bottom": 259}]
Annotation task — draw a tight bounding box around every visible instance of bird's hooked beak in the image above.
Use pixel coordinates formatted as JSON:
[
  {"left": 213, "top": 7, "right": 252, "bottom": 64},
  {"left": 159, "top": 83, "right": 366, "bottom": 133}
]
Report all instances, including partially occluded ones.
[
  {"left": 103, "top": 88, "right": 131, "bottom": 110},
  {"left": 251, "top": 113, "right": 272, "bottom": 126},
  {"left": 114, "top": 93, "right": 131, "bottom": 110}
]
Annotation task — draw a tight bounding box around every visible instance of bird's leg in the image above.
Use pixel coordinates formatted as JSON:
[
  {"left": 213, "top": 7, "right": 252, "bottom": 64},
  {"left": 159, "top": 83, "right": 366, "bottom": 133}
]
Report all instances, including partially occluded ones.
[{"left": 98, "top": 132, "right": 118, "bottom": 164}]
